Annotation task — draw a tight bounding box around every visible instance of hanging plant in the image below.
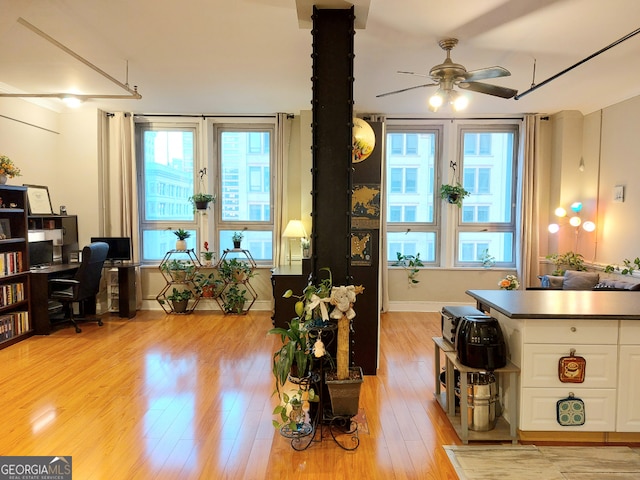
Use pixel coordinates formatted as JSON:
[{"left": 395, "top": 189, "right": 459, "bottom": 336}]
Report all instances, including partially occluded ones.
[{"left": 440, "top": 161, "right": 470, "bottom": 208}]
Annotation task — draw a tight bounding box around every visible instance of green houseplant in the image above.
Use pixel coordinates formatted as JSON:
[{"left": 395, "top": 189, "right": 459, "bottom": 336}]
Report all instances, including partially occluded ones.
[
  {"left": 218, "top": 257, "right": 254, "bottom": 283},
  {"left": 173, "top": 228, "right": 191, "bottom": 250},
  {"left": 193, "top": 271, "right": 223, "bottom": 298},
  {"left": 165, "top": 287, "right": 193, "bottom": 313},
  {"left": 188, "top": 193, "right": 216, "bottom": 212},
  {"left": 440, "top": 182, "right": 470, "bottom": 208},
  {"left": 393, "top": 252, "right": 424, "bottom": 284},
  {"left": 232, "top": 231, "right": 244, "bottom": 248},
  {"left": 221, "top": 284, "right": 247, "bottom": 314},
  {"left": 161, "top": 259, "right": 196, "bottom": 282},
  {"left": 545, "top": 251, "right": 587, "bottom": 275}
]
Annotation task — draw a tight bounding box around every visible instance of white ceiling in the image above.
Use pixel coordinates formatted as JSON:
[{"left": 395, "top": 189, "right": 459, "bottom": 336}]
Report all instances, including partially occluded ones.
[{"left": 1, "top": 0, "right": 639, "bottom": 117}]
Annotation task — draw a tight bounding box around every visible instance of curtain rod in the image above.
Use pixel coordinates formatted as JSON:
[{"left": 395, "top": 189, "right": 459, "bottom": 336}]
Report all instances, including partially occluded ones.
[
  {"left": 386, "top": 116, "right": 524, "bottom": 121},
  {"left": 133, "top": 113, "right": 286, "bottom": 119}
]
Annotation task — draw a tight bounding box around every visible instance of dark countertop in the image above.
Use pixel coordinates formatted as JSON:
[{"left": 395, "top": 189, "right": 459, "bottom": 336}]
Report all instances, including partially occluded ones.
[{"left": 466, "top": 289, "right": 640, "bottom": 320}]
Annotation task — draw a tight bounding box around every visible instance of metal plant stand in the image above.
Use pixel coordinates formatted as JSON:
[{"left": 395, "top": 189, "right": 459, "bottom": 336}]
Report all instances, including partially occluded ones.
[{"left": 278, "top": 322, "right": 360, "bottom": 451}]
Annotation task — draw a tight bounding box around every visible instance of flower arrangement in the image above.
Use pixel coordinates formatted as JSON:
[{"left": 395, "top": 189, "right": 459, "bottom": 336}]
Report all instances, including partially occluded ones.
[
  {"left": 202, "top": 241, "right": 214, "bottom": 261},
  {"left": 499, "top": 274, "right": 520, "bottom": 290},
  {"left": 0, "top": 155, "right": 21, "bottom": 178}
]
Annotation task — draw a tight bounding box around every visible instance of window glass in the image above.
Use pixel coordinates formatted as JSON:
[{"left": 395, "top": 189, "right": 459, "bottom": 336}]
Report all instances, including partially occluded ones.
[{"left": 137, "top": 126, "right": 197, "bottom": 261}]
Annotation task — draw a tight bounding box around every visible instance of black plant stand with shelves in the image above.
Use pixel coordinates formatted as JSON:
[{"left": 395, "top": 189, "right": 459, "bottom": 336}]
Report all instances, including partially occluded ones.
[
  {"left": 156, "top": 249, "right": 201, "bottom": 314},
  {"left": 279, "top": 322, "right": 360, "bottom": 451}
]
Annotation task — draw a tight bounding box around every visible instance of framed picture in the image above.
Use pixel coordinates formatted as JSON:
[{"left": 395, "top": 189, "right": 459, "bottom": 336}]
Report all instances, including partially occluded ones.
[
  {"left": 0, "top": 219, "right": 11, "bottom": 239},
  {"left": 24, "top": 184, "right": 53, "bottom": 215}
]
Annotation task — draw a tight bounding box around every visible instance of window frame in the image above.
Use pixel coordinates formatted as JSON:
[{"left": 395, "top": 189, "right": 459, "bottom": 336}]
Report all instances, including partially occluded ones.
[
  {"left": 385, "top": 125, "right": 442, "bottom": 266},
  {"left": 211, "top": 123, "right": 276, "bottom": 264},
  {"left": 135, "top": 121, "right": 201, "bottom": 264},
  {"left": 455, "top": 124, "right": 519, "bottom": 267}
]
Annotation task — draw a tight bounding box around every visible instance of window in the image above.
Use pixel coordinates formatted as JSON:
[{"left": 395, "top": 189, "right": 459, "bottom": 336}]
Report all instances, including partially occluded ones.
[
  {"left": 456, "top": 127, "right": 518, "bottom": 266},
  {"left": 216, "top": 126, "right": 274, "bottom": 262},
  {"left": 137, "top": 124, "right": 198, "bottom": 262},
  {"left": 386, "top": 128, "right": 440, "bottom": 263},
  {"left": 385, "top": 121, "right": 519, "bottom": 269}
]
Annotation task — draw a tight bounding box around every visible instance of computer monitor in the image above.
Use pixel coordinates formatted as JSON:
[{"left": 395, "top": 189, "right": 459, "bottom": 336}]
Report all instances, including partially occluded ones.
[
  {"left": 90, "top": 237, "right": 132, "bottom": 262},
  {"left": 28, "top": 240, "right": 54, "bottom": 268}
]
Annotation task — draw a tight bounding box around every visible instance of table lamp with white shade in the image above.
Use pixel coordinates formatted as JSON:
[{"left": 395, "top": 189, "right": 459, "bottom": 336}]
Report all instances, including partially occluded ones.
[{"left": 282, "top": 220, "right": 308, "bottom": 266}]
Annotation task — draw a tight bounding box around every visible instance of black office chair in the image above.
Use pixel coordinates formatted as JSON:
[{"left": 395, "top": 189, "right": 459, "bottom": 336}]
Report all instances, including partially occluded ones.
[{"left": 49, "top": 242, "right": 109, "bottom": 333}]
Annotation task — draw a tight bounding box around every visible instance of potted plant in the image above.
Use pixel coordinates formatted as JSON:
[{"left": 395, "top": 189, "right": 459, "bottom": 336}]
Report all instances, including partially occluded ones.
[
  {"left": 0, "top": 155, "right": 21, "bottom": 184},
  {"left": 232, "top": 231, "right": 244, "bottom": 249},
  {"left": 301, "top": 238, "right": 311, "bottom": 259},
  {"left": 221, "top": 284, "right": 247, "bottom": 314},
  {"left": 545, "top": 251, "right": 587, "bottom": 275},
  {"left": 188, "top": 192, "right": 216, "bottom": 212},
  {"left": 479, "top": 249, "right": 496, "bottom": 268},
  {"left": 193, "top": 271, "right": 223, "bottom": 298},
  {"left": 440, "top": 182, "right": 470, "bottom": 208},
  {"left": 165, "top": 287, "right": 193, "bottom": 313},
  {"left": 161, "top": 259, "right": 196, "bottom": 282},
  {"left": 173, "top": 228, "right": 191, "bottom": 250},
  {"left": 393, "top": 252, "right": 424, "bottom": 284},
  {"left": 272, "top": 388, "right": 318, "bottom": 433},
  {"left": 201, "top": 241, "right": 215, "bottom": 266},
  {"left": 218, "top": 257, "right": 254, "bottom": 283}
]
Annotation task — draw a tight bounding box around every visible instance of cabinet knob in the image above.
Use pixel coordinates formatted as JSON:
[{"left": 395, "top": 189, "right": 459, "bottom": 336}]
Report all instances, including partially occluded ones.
[{"left": 570, "top": 326, "right": 577, "bottom": 332}]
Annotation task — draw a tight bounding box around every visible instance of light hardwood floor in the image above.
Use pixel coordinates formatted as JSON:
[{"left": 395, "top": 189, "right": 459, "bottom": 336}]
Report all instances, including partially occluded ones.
[{"left": 0, "top": 310, "right": 460, "bottom": 479}]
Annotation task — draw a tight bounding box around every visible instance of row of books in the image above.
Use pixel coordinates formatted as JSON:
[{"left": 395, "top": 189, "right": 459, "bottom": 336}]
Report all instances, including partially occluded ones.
[
  {"left": 0, "top": 311, "right": 29, "bottom": 341},
  {"left": 0, "top": 282, "right": 25, "bottom": 307},
  {"left": 0, "top": 251, "right": 24, "bottom": 276}
]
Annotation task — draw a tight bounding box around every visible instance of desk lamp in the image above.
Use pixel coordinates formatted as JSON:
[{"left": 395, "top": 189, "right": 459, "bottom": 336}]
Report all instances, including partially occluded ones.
[{"left": 282, "top": 220, "right": 307, "bottom": 266}]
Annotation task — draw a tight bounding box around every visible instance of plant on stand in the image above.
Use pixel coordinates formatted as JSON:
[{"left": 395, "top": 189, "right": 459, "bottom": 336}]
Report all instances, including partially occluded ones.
[
  {"left": 173, "top": 228, "right": 191, "bottom": 251},
  {"left": 164, "top": 287, "right": 193, "bottom": 313},
  {"left": 232, "top": 231, "right": 244, "bottom": 249},
  {"left": 201, "top": 241, "right": 215, "bottom": 266}
]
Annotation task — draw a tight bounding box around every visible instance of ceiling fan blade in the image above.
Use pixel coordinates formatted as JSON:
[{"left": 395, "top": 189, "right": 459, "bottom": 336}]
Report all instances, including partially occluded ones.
[
  {"left": 458, "top": 81, "right": 518, "bottom": 99},
  {"left": 376, "top": 83, "right": 438, "bottom": 98},
  {"left": 397, "top": 70, "right": 430, "bottom": 78},
  {"left": 463, "top": 66, "right": 511, "bottom": 82}
]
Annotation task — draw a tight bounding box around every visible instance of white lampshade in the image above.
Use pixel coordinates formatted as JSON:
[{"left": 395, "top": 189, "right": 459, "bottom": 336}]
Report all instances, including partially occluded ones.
[
  {"left": 282, "top": 220, "right": 307, "bottom": 239},
  {"left": 548, "top": 223, "right": 560, "bottom": 234}
]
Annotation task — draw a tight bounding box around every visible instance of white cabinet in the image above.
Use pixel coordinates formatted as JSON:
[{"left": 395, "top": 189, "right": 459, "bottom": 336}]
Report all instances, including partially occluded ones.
[
  {"left": 617, "top": 320, "right": 640, "bottom": 431},
  {"left": 521, "top": 388, "right": 617, "bottom": 431}
]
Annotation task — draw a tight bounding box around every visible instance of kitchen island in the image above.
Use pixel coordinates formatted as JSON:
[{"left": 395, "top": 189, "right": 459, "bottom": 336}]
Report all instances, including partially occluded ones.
[{"left": 466, "top": 289, "right": 640, "bottom": 443}]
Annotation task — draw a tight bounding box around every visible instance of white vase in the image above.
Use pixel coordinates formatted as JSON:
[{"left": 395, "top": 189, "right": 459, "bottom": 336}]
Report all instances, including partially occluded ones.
[
  {"left": 0, "top": 175, "right": 7, "bottom": 185},
  {"left": 176, "top": 240, "right": 187, "bottom": 251}
]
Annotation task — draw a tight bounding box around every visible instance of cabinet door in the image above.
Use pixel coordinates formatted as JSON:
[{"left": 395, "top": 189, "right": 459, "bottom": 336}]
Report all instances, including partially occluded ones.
[
  {"left": 522, "top": 344, "right": 617, "bottom": 388},
  {"left": 520, "top": 387, "right": 616, "bottom": 431},
  {"left": 616, "top": 345, "right": 640, "bottom": 432}
]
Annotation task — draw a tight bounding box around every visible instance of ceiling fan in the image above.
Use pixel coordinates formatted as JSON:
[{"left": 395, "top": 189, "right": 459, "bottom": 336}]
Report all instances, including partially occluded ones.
[{"left": 376, "top": 38, "right": 517, "bottom": 112}]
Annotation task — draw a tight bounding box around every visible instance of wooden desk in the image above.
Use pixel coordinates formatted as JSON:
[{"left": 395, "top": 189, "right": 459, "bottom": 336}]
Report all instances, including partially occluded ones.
[{"left": 30, "top": 263, "right": 81, "bottom": 335}]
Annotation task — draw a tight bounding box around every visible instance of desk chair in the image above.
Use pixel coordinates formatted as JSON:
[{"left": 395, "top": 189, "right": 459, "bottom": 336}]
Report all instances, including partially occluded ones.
[{"left": 49, "top": 242, "right": 109, "bottom": 333}]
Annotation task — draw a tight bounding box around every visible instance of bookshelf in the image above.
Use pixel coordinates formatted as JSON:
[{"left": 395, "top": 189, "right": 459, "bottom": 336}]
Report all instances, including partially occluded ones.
[{"left": 0, "top": 185, "right": 31, "bottom": 349}]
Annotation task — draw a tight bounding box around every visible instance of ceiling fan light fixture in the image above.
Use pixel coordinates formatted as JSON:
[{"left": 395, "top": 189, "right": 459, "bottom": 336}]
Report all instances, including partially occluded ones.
[
  {"left": 452, "top": 92, "right": 469, "bottom": 111},
  {"left": 428, "top": 91, "right": 443, "bottom": 111}
]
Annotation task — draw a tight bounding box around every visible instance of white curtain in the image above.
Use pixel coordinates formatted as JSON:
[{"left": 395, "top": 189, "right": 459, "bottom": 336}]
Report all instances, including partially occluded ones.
[
  {"left": 99, "top": 111, "right": 142, "bottom": 308},
  {"left": 274, "top": 113, "right": 293, "bottom": 267},
  {"left": 518, "top": 114, "right": 542, "bottom": 287}
]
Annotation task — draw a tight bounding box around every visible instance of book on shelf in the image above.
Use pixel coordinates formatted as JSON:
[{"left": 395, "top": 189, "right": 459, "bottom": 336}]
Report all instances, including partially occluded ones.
[
  {"left": 0, "top": 282, "right": 24, "bottom": 307},
  {"left": 0, "top": 311, "right": 29, "bottom": 341},
  {"left": 0, "top": 251, "right": 23, "bottom": 276}
]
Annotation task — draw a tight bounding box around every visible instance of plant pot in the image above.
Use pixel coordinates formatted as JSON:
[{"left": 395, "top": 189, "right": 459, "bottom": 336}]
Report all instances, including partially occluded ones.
[
  {"left": 446, "top": 193, "right": 460, "bottom": 204},
  {"left": 195, "top": 200, "right": 209, "bottom": 210},
  {"left": 325, "top": 366, "right": 364, "bottom": 417},
  {"left": 171, "top": 270, "right": 187, "bottom": 282},
  {"left": 233, "top": 241, "right": 241, "bottom": 249},
  {"left": 176, "top": 240, "right": 187, "bottom": 251},
  {"left": 171, "top": 299, "right": 189, "bottom": 313},
  {"left": 201, "top": 285, "right": 216, "bottom": 298}
]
